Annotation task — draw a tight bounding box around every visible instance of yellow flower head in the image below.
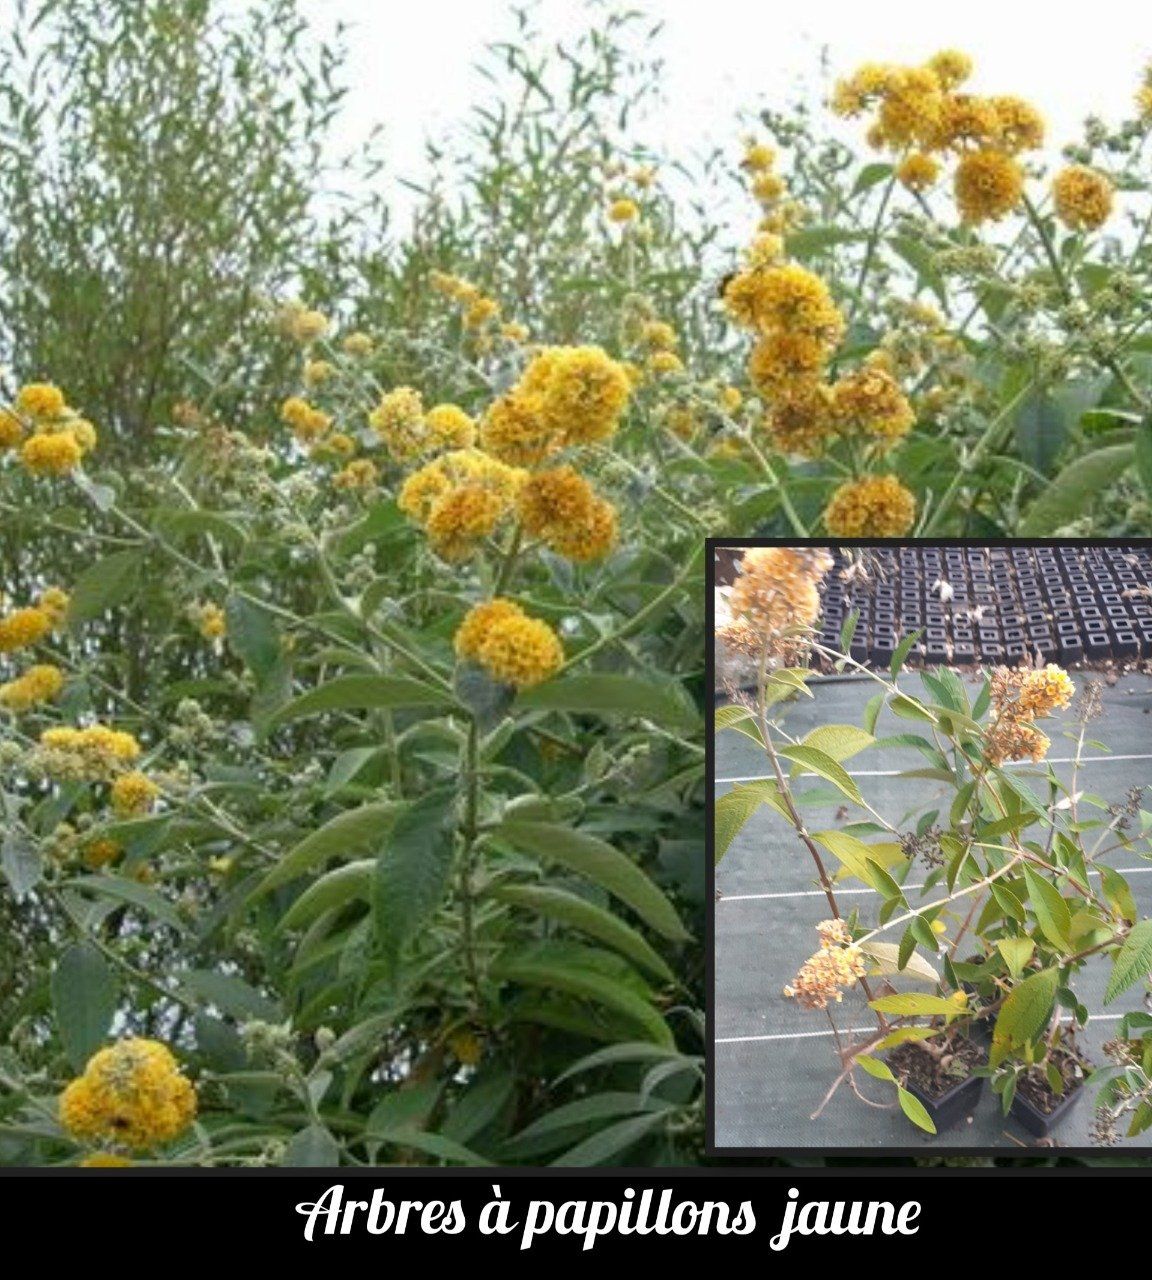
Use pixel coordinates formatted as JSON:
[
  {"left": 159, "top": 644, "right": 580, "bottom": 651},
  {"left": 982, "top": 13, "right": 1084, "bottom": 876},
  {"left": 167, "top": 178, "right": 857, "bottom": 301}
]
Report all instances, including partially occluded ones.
[
  {"left": 0, "top": 409, "right": 25, "bottom": 449},
  {"left": 110, "top": 771, "right": 160, "bottom": 818},
  {"left": 896, "top": 152, "right": 940, "bottom": 191},
  {"left": 728, "top": 547, "right": 830, "bottom": 643},
  {"left": 21, "top": 430, "right": 83, "bottom": 476},
  {"left": 38, "top": 724, "right": 142, "bottom": 781},
  {"left": 454, "top": 598, "right": 563, "bottom": 689},
  {"left": 762, "top": 386, "right": 837, "bottom": 458},
  {"left": 823, "top": 474, "right": 917, "bottom": 537},
  {"left": 926, "top": 49, "right": 974, "bottom": 91},
  {"left": 784, "top": 919, "right": 867, "bottom": 1010},
  {"left": 0, "top": 663, "right": 64, "bottom": 712},
  {"left": 280, "top": 396, "right": 331, "bottom": 444},
  {"left": 831, "top": 363, "right": 915, "bottom": 441},
  {"left": 608, "top": 197, "right": 640, "bottom": 223},
  {"left": 15, "top": 383, "right": 67, "bottom": 419},
  {"left": 953, "top": 148, "right": 1023, "bottom": 223},
  {"left": 742, "top": 142, "right": 776, "bottom": 172},
  {"left": 342, "top": 331, "right": 374, "bottom": 357},
  {"left": 748, "top": 330, "right": 831, "bottom": 393},
  {"left": 0, "top": 606, "right": 53, "bottom": 654},
  {"left": 368, "top": 386, "right": 426, "bottom": 461},
  {"left": 333, "top": 458, "right": 379, "bottom": 491},
  {"left": 989, "top": 96, "right": 1045, "bottom": 153},
  {"left": 79, "top": 1152, "right": 133, "bottom": 1167},
  {"left": 518, "top": 345, "right": 632, "bottom": 448},
  {"left": 425, "top": 404, "right": 477, "bottom": 451},
  {"left": 303, "top": 359, "right": 335, "bottom": 387},
  {"left": 82, "top": 838, "right": 123, "bottom": 871},
  {"left": 934, "top": 94, "right": 1001, "bottom": 150},
  {"left": 516, "top": 466, "right": 617, "bottom": 563},
  {"left": 1052, "top": 165, "right": 1114, "bottom": 232},
  {"left": 876, "top": 66, "right": 945, "bottom": 149},
  {"left": 197, "top": 603, "right": 227, "bottom": 641},
  {"left": 724, "top": 264, "right": 844, "bottom": 341},
  {"left": 59, "top": 1038, "right": 197, "bottom": 1151}
]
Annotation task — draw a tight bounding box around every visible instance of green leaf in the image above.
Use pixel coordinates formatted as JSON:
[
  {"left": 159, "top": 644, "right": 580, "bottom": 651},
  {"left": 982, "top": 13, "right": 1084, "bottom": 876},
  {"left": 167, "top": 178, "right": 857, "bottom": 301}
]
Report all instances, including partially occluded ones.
[
  {"left": 800, "top": 724, "right": 875, "bottom": 763},
  {"left": 1104, "top": 919, "right": 1152, "bottom": 1005},
  {"left": 278, "top": 859, "right": 373, "bottom": 931},
  {"left": 890, "top": 630, "right": 922, "bottom": 678},
  {"left": 714, "top": 781, "right": 788, "bottom": 863},
  {"left": 67, "top": 873, "right": 187, "bottom": 932},
  {"left": 1100, "top": 865, "right": 1137, "bottom": 923},
  {"left": 868, "top": 994, "right": 961, "bottom": 1017},
  {"left": 549, "top": 1109, "right": 670, "bottom": 1166},
  {"left": 993, "top": 967, "right": 1059, "bottom": 1052},
  {"left": 997, "top": 937, "right": 1035, "bottom": 979},
  {"left": 269, "top": 674, "right": 453, "bottom": 726},
  {"left": 179, "top": 969, "right": 281, "bottom": 1022},
  {"left": 713, "top": 704, "right": 764, "bottom": 744},
  {"left": 897, "top": 1085, "right": 937, "bottom": 1135},
  {"left": 492, "top": 943, "right": 673, "bottom": 1047},
  {"left": 373, "top": 788, "right": 457, "bottom": 972},
  {"left": 855, "top": 1054, "right": 895, "bottom": 1082},
  {"left": 52, "top": 941, "right": 118, "bottom": 1071},
  {"left": 496, "top": 820, "right": 688, "bottom": 942},
  {"left": 487, "top": 884, "right": 674, "bottom": 982},
  {"left": 860, "top": 947, "right": 942, "bottom": 983},
  {"left": 1, "top": 827, "right": 41, "bottom": 899},
  {"left": 863, "top": 692, "right": 884, "bottom": 735},
  {"left": 1019, "top": 443, "right": 1135, "bottom": 535},
  {"left": 257, "top": 801, "right": 401, "bottom": 894},
  {"left": 516, "top": 674, "right": 699, "bottom": 730},
  {"left": 66, "top": 550, "right": 143, "bottom": 624},
  {"left": 1022, "top": 865, "right": 1073, "bottom": 953},
  {"left": 283, "top": 1123, "right": 340, "bottom": 1167},
  {"left": 372, "top": 1128, "right": 489, "bottom": 1166},
  {"left": 777, "top": 745, "right": 863, "bottom": 805},
  {"left": 224, "top": 594, "right": 281, "bottom": 682}
]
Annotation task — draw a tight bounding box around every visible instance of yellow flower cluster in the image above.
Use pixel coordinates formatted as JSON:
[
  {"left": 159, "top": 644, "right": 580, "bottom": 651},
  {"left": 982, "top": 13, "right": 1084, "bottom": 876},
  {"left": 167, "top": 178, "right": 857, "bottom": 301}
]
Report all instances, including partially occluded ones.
[
  {"left": 832, "top": 52, "right": 1044, "bottom": 223},
  {"left": 281, "top": 395, "right": 332, "bottom": 445},
  {"left": 1052, "top": 165, "right": 1115, "bottom": 232},
  {"left": 110, "top": 771, "right": 160, "bottom": 818},
  {"left": 82, "top": 838, "right": 123, "bottom": 870},
  {"left": 515, "top": 466, "right": 618, "bottom": 563},
  {"left": 725, "top": 221, "right": 914, "bottom": 469},
  {"left": 399, "top": 448, "right": 525, "bottom": 562},
  {"left": 784, "top": 918, "right": 867, "bottom": 1010},
  {"left": 0, "top": 587, "right": 69, "bottom": 653},
  {"left": 370, "top": 388, "right": 478, "bottom": 462},
  {"left": 333, "top": 458, "right": 379, "bottom": 491},
  {"left": 454, "top": 598, "right": 563, "bottom": 689},
  {"left": 984, "top": 663, "right": 1074, "bottom": 765},
  {"left": 482, "top": 345, "right": 632, "bottom": 464},
  {"left": 723, "top": 548, "right": 831, "bottom": 659},
  {"left": 0, "top": 663, "right": 64, "bottom": 712},
  {"left": 2, "top": 383, "right": 97, "bottom": 476},
  {"left": 37, "top": 724, "right": 142, "bottom": 782},
  {"left": 197, "top": 599, "right": 226, "bottom": 640},
  {"left": 60, "top": 1039, "right": 197, "bottom": 1152},
  {"left": 430, "top": 271, "right": 503, "bottom": 331},
  {"left": 823, "top": 474, "right": 917, "bottom": 537},
  {"left": 607, "top": 197, "right": 640, "bottom": 223},
  {"left": 275, "top": 301, "right": 329, "bottom": 344}
]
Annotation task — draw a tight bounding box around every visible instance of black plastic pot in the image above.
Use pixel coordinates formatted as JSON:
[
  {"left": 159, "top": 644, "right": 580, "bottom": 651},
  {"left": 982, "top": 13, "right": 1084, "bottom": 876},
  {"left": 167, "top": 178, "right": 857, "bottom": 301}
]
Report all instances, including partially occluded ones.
[
  {"left": 1009, "top": 1080, "right": 1084, "bottom": 1138},
  {"left": 906, "top": 1070, "right": 986, "bottom": 1133}
]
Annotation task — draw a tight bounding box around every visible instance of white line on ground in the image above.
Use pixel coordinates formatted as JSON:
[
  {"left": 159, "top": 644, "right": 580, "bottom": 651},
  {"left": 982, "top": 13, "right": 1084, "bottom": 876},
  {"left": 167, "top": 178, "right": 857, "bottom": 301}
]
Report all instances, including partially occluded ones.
[
  {"left": 718, "top": 865, "right": 1152, "bottom": 903},
  {"left": 716, "top": 753, "right": 1152, "bottom": 785},
  {"left": 715, "top": 1011, "right": 1134, "bottom": 1047}
]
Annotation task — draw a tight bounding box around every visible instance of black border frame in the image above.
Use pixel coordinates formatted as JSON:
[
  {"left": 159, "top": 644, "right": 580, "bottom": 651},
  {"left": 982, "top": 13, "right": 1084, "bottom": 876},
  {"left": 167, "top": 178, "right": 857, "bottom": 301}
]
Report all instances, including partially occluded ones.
[{"left": 704, "top": 535, "right": 1152, "bottom": 1159}]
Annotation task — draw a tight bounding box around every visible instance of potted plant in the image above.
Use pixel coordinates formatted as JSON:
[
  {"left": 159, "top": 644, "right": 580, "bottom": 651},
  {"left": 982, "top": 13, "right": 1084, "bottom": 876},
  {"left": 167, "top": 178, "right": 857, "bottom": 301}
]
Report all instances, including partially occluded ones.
[{"left": 716, "top": 548, "right": 1152, "bottom": 1145}]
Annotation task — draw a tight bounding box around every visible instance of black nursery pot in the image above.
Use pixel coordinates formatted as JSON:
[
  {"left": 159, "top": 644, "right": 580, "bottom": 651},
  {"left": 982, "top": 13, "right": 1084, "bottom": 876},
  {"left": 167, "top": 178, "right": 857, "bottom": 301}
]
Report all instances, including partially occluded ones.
[
  {"left": 1009, "top": 1080, "right": 1084, "bottom": 1138},
  {"left": 906, "top": 1069, "right": 986, "bottom": 1133}
]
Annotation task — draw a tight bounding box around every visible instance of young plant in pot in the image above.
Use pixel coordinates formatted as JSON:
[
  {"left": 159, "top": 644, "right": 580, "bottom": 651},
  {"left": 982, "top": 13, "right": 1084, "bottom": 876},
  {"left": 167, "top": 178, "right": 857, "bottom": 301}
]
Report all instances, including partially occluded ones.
[{"left": 716, "top": 553, "right": 1152, "bottom": 1144}]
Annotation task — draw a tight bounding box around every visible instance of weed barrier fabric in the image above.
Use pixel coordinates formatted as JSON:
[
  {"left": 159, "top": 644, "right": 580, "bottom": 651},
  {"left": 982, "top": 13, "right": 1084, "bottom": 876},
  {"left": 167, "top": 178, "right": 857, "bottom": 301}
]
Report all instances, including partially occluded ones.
[
  {"left": 815, "top": 544, "right": 1152, "bottom": 669},
  {"left": 712, "top": 674, "right": 1152, "bottom": 1152}
]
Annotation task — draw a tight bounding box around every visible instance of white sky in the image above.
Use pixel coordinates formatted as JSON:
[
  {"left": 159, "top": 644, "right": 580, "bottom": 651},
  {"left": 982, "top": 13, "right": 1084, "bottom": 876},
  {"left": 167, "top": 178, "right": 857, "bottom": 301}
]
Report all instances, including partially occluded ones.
[{"left": 300, "top": 0, "right": 1149, "bottom": 194}]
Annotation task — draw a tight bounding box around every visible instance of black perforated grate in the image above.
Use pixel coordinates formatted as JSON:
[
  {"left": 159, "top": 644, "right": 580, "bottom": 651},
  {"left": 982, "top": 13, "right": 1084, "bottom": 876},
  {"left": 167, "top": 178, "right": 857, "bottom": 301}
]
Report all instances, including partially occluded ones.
[{"left": 816, "top": 544, "right": 1152, "bottom": 668}]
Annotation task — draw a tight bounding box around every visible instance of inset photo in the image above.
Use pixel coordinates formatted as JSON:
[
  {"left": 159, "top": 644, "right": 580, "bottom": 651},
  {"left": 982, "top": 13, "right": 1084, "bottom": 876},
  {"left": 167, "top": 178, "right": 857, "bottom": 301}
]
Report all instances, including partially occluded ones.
[{"left": 710, "top": 541, "right": 1152, "bottom": 1153}]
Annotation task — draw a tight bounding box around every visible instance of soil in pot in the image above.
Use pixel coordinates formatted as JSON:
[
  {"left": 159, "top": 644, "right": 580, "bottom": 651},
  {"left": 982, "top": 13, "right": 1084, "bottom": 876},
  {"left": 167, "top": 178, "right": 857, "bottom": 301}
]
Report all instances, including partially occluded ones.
[
  {"left": 888, "top": 1035, "right": 987, "bottom": 1132},
  {"left": 1009, "top": 1049, "right": 1089, "bottom": 1139}
]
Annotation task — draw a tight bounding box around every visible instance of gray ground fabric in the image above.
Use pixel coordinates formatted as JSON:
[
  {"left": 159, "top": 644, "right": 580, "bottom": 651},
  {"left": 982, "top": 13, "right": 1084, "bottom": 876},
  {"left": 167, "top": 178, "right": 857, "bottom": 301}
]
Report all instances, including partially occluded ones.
[{"left": 713, "top": 672, "right": 1152, "bottom": 1150}]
